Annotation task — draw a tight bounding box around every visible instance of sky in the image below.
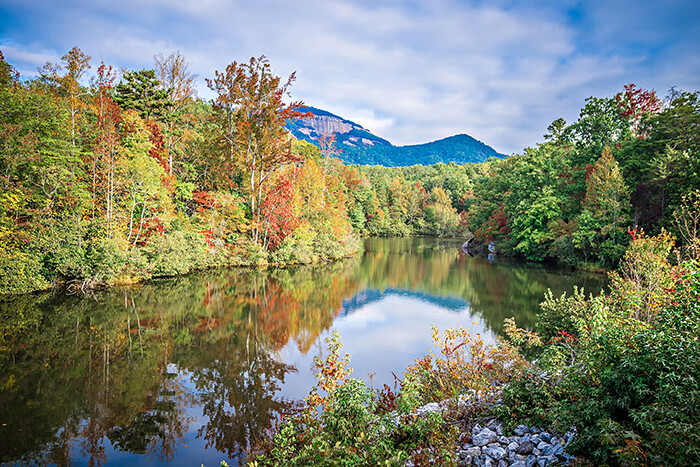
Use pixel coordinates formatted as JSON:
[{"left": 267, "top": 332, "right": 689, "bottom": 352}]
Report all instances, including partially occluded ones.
[{"left": 1, "top": 0, "right": 699, "bottom": 155}]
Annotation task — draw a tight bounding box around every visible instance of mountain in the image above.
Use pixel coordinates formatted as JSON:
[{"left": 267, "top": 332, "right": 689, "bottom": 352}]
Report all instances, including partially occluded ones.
[{"left": 286, "top": 106, "right": 507, "bottom": 166}]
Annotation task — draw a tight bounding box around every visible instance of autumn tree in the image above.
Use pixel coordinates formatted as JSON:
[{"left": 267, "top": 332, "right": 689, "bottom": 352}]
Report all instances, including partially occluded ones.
[
  {"left": 615, "top": 83, "right": 662, "bottom": 138},
  {"left": 206, "top": 56, "right": 307, "bottom": 243},
  {"left": 37, "top": 46, "right": 92, "bottom": 159},
  {"left": 90, "top": 61, "right": 121, "bottom": 225},
  {"left": 583, "top": 147, "right": 630, "bottom": 243},
  {"left": 154, "top": 51, "right": 198, "bottom": 174}
]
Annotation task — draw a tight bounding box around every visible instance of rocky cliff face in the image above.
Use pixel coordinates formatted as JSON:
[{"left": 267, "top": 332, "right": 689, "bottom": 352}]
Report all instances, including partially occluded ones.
[
  {"left": 300, "top": 115, "right": 355, "bottom": 136},
  {"left": 287, "top": 106, "right": 392, "bottom": 148},
  {"left": 286, "top": 106, "right": 506, "bottom": 166}
]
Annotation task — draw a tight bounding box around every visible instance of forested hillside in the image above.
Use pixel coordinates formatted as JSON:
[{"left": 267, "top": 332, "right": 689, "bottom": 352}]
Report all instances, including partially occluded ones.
[
  {"left": 349, "top": 84, "right": 700, "bottom": 269},
  {"left": 0, "top": 50, "right": 363, "bottom": 294}
]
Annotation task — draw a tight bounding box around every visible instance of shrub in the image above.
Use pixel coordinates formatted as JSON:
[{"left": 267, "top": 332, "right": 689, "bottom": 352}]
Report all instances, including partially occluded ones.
[
  {"left": 403, "top": 325, "right": 528, "bottom": 405},
  {"left": 499, "top": 235, "right": 700, "bottom": 465},
  {"left": 142, "top": 230, "right": 209, "bottom": 276},
  {"left": 0, "top": 250, "right": 50, "bottom": 294}
]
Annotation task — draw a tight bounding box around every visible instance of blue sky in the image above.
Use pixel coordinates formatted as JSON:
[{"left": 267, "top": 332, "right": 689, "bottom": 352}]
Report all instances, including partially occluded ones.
[{"left": 1, "top": 0, "right": 699, "bottom": 154}]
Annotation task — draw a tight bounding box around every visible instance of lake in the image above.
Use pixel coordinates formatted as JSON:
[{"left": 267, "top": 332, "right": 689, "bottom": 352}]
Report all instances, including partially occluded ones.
[{"left": 0, "top": 237, "right": 606, "bottom": 466}]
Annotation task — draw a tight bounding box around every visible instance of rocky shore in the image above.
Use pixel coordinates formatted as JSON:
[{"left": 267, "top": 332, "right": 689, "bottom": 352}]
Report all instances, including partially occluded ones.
[
  {"left": 457, "top": 419, "right": 575, "bottom": 467},
  {"left": 405, "top": 392, "right": 577, "bottom": 466}
]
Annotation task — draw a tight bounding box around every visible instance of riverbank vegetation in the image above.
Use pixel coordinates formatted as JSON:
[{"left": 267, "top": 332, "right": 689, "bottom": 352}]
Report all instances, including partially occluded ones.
[
  {"left": 253, "top": 222, "right": 700, "bottom": 465},
  {"left": 352, "top": 84, "right": 700, "bottom": 272},
  {"left": 0, "top": 50, "right": 361, "bottom": 295}
]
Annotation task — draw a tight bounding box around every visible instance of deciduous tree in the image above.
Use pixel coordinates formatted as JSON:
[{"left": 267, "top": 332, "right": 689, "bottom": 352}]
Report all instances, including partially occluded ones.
[{"left": 206, "top": 55, "right": 307, "bottom": 243}]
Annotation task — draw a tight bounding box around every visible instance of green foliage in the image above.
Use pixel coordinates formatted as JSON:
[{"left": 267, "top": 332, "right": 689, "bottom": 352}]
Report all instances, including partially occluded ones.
[
  {"left": 0, "top": 250, "right": 50, "bottom": 294},
  {"left": 114, "top": 69, "right": 172, "bottom": 121},
  {"left": 143, "top": 229, "right": 209, "bottom": 276},
  {"left": 500, "top": 232, "right": 700, "bottom": 465}
]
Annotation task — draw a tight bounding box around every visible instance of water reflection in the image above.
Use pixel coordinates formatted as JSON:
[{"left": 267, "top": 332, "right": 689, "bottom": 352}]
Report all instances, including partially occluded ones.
[{"left": 0, "top": 237, "right": 605, "bottom": 465}]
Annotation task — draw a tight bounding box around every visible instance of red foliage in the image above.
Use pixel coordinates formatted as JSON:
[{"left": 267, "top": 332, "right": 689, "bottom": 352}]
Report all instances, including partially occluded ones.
[
  {"left": 615, "top": 83, "right": 662, "bottom": 138},
  {"left": 193, "top": 191, "right": 220, "bottom": 214},
  {"left": 260, "top": 172, "right": 300, "bottom": 249},
  {"left": 146, "top": 121, "right": 169, "bottom": 172}
]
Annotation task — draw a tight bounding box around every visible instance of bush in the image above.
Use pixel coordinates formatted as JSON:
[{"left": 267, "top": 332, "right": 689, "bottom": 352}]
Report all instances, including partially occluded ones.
[
  {"left": 499, "top": 236, "right": 700, "bottom": 465},
  {"left": 142, "top": 230, "right": 209, "bottom": 276},
  {"left": 0, "top": 250, "right": 50, "bottom": 294}
]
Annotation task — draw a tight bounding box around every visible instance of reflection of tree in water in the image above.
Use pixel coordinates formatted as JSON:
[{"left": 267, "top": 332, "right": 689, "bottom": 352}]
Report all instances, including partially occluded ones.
[
  {"left": 181, "top": 262, "right": 362, "bottom": 457},
  {"left": 0, "top": 238, "right": 606, "bottom": 465},
  {"left": 107, "top": 371, "right": 194, "bottom": 463},
  {"left": 0, "top": 291, "right": 196, "bottom": 466},
  {"left": 355, "top": 237, "right": 607, "bottom": 335},
  {"left": 191, "top": 334, "right": 295, "bottom": 458},
  {"left": 0, "top": 260, "right": 359, "bottom": 464}
]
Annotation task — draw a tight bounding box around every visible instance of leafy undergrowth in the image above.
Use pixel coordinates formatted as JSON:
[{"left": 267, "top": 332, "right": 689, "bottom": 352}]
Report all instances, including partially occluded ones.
[
  {"left": 250, "top": 327, "right": 529, "bottom": 466},
  {"left": 497, "top": 230, "right": 700, "bottom": 466}
]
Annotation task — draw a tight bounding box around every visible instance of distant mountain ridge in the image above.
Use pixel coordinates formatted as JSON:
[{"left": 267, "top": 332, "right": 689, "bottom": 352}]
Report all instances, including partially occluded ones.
[{"left": 286, "top": 106, "right": 507, "bottom": 166}]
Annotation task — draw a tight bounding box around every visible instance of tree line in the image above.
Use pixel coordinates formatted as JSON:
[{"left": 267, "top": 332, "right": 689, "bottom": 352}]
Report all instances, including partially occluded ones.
[
  {"left": 353, "top": 83, "right": 700, "bottom": 269},
  {"left": 1, "top": 47, "right": 699, "bottom": 295}
]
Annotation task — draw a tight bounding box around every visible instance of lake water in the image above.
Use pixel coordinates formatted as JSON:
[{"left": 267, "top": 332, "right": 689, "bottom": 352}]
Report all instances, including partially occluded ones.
[{"left": 0, "top": 237, "right": 606, "bottom": 466}]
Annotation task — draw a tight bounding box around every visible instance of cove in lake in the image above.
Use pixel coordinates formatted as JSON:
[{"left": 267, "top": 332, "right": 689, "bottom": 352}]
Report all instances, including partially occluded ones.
[{"left": 0, "top": 237, "right": 606, "bottom": 466}]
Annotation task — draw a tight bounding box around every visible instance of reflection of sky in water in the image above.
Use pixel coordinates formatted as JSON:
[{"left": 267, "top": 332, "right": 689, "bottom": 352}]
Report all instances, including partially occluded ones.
[{"left": 276, "top": 289, "right": 493, "bottom": 401}]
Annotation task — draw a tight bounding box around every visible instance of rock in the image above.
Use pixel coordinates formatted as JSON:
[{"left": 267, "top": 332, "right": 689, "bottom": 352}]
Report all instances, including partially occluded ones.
[
  {"left": 472, "top": 424, "right": 482, "bottom": 435},
  {"left": 540, "top": 444, "right": 556, "bottom": 456},
  {"left": 525, "top": 455, "right": 537, "bottom": 467},
  {"left": 498, "top": 436, "right": 510, "bottom": 444},
  {"left": 515, "top": 441, "right": 536, "bottom": 455},
  {"left": 460, "top": 454, "right": 472, "bottom": 465},
  {"left": 531, "top": 435, "right": 542, "bottom": 445},
  {"left": 532, "top": 448, "right": 541, "bottom": 456},
  {"left": 472, "top": 428, "right": 498, "bottom": 447},
  {"left": 536, "top": 441, "right": 550, "bottom": 451},
  {"left": 513, "top": 425, "right": 529, "bottom": 436},
  {"left": 463, "top": 446, "right": 481, "bottom": 457},
  {"left": 537, "top": 455, "right": 555, "bottom": 467},
  {"left": 416, "top": 402, "right": 440, "bottom": 416},
  {"left": 507, "top": 441, "right": 519, "bottom": 451},
  {"left": 511, "top": 462, "right": 527, "bottom": 467},
  {"left": 539, "top": 431, "right": 551, "bottom": 443},
  {"left": 483, "top": 444, "right": 507, "bottom": 460}
]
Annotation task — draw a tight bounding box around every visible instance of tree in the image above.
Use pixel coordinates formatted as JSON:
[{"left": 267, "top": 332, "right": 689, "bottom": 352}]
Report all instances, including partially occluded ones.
[
  {"left": 206, "top": 56, "right": 307, "bottom": 243},
  {"left": 90, "top": 61, "right": 121, "bottom": 225},
  {"left": 543, "top": 117, "right": 569, "bottom": 147},
  {"left": 37, "top": 47, "right": 91, "bottom": 162},
  {"left": 583, "top": 147, "right": 630, "bottom": 246},
  {"left": 569, "top": 96, "right": 630, "bottom": 155},
  {"left": 153, "top": 51, "right": 198, "bottom": 175},
  {"left": 615, "top": 83, "right": 662, "bottom": 139},
  {"left": 114, "top": 69, "right": 172, "bottom": 122}
]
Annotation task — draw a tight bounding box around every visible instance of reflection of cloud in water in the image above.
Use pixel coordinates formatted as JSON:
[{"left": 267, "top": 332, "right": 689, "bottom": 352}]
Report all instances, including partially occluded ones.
[{"left": 278, "top": 291, "right": 495, "bottom": 400}]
